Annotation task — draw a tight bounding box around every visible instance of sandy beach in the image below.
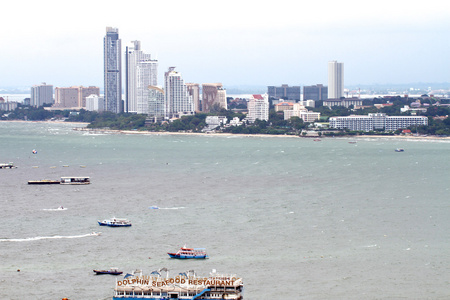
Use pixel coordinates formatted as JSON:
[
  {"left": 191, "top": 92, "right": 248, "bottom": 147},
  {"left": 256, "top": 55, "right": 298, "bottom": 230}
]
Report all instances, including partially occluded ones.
[{"left": 2, "top": 120, "right": 448, "bottom": 140}]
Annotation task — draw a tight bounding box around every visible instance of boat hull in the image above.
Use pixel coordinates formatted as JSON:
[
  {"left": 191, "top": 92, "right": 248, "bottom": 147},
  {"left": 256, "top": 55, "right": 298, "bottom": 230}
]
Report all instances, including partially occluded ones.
[
  {"left": 94, "top": 270, "right": 123, "bottom": 275},
  {"left": 98, "top": 221, "right": 132, "bottom": 227},
  {"left": 28, "top": 180, "right": 60, "bottom": 185},
  {"left": 167, "top": 253, "right": 208, "bottom": 259}
]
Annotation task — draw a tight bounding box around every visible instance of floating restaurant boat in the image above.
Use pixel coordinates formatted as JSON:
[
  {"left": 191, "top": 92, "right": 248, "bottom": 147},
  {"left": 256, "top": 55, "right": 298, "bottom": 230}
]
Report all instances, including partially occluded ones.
[
  {"left": 168, "top": 246, "right": 208, "bottom": 259},
  {"left": 94, "top": 267, "right": 123, "bottom": 275},
  {"left": 113, "top": 269, "right": 243, "bottom": 300},
  {"left": 98, "top": 218, "right": 132, "bottom": 227}
]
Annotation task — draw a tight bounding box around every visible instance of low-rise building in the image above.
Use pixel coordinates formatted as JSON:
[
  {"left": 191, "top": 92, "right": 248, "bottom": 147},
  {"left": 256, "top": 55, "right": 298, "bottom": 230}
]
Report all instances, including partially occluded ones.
[
  {"left": 329, "top": 113, "right": 428, "bottom": 131},
  {"left": 324, "top": 97, "right": 362, "bottom": 108},
  {"left": 283, "top": 103, "right": 321, "bottom": 123}
]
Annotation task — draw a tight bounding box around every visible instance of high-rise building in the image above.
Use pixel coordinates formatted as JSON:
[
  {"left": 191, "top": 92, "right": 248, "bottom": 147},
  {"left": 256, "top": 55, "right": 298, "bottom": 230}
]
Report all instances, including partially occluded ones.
[
  {"left": 303, "top": 84, "right": 327, "bottom": 101},
  {"left": 186, "top": 83, "right": 201, "bottom": 112},
  {"left": 147, "top": 85, "right": 165, "bottom": 121},
  {"left": 267, "top": 84, "right": 301, "bottom": 101},
  {"left": 202, "top": 83, "right": 227, "bottom": 112},
  {"left": 54, "top": 86, "right": 100, "bottom": 108},
  {"left": 125, "top": 40, "right": 158, "bottom": 114},
  {"left": 247, "top": 94, "right": 269, "bottom": 123},
  {"left": 31, "top": 83, "right": 53, "bottom": 107},
  {"left": 328, "top": 61, "right": 344, "bottom": 99},
  {"left": 164, "top": 67, "right": 194, "bottom": 118},
  {"left": 104, "top": 27, "right": 122, "bottom": 113}
]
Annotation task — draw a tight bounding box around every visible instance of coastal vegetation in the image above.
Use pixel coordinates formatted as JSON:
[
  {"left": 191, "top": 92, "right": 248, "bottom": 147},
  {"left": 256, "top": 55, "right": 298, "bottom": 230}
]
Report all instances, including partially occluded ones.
[{"left": 1, "top": 95, "right": 449, "bottom": 136}]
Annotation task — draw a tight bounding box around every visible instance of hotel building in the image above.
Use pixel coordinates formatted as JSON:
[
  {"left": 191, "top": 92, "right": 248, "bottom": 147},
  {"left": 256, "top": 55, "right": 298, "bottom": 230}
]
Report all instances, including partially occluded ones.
[
  {"left": 329, "top": 113, "right": 428, "bottom": 131},
  {"left": 54, "top": 86, "right": 100, "bottom": 109},
  {"left": 267, "top": 84, "right": 301, "bottom": 101}
]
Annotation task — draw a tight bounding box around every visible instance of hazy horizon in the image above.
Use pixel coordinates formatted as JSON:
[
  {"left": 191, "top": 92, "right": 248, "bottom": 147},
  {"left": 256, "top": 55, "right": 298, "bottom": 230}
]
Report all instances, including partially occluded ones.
[{"left": 1, "top": 1, "right": 449, "bottom": 89}]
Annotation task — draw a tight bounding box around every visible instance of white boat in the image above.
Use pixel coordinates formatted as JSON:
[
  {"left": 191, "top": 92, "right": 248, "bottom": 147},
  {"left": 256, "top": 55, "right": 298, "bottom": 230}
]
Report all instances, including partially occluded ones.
[
  {"left": 395, "top": 148, "right": 405, "bottom": 152},
  {"left": 98, "top": 218, "right": 132, "bottom": 227}
]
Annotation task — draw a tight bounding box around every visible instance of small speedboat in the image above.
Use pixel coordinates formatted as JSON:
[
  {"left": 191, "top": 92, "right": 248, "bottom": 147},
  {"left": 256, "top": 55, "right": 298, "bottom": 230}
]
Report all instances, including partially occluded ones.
[
  {"left": 395, "top": 148, "right": 405, "bottom": 152},
  {"left": 93, "top": 268, "right": 123, "bottom": 275},
  {"left": 168, "top": 245, "right": 208, "bottom": 259},
  {"left": 98, "top": 217, "right": 132, "bottom": 227}
]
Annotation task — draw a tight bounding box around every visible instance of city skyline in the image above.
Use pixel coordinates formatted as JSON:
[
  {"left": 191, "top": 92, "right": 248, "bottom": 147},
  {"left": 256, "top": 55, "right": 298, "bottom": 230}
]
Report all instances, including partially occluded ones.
[{"left": 1, "top": 1, "right": 450, "bottom": 89}]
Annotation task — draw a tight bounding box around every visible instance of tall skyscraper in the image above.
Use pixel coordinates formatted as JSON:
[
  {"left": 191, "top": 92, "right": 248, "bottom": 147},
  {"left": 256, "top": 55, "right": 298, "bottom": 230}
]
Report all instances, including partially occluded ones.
[
  {"left": 125, "top": 40, "right": 158, "bottom": 114},
  {"left": 328, "top": 61, "right": 344, "bottom": 99},
  {"left": 104, "top": 27, "right": 122, "bottom": 113},
  {"left": 202, "top": 83, "right": 227, "bottom": 112},
  {"left": 31, "top": 83, "right": 53, "bottom": 107},
  {"left": 164, "top": 67, "right": 194, "bottom": 118}
]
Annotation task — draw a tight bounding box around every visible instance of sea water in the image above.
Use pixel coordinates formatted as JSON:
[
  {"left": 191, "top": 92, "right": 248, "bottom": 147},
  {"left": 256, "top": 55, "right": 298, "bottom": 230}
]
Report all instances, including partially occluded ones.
[{"left": 0, "top": 121, "right": 449, "bottom": 299}]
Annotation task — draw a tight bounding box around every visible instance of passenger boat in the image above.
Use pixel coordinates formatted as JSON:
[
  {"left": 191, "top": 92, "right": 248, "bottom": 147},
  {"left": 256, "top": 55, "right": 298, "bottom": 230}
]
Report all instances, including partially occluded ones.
[
  {"left": 94, "top": 267, "right": 123, "bottom": 275},
  {"left": 60, "top": 176, "right": 90, "bottom": 184},
  {"left": 98, "top": 218, "right": 132, "bottom": 227},
  {"left": 395, "top": 148, "right": 405, "bottom": 152},
  {"left": 113, "top": 269, "right": 243, "bottom": 300},
  {"left": 28, "top": 179, "right": 61, "bottom": 185},
  {"left": 168, "top": 246, "right": 208, "bottom": 259}
]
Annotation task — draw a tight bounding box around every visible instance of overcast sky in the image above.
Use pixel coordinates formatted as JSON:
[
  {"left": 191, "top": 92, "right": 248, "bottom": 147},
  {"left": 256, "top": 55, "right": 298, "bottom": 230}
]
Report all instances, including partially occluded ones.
[{"left": 1, "top": 0, "right": 449, "bottom": 90}]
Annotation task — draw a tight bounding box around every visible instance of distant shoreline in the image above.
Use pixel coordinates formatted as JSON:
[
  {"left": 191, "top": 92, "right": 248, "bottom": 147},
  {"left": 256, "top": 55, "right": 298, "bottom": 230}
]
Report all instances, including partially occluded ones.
[{"left": 1, "top": 120, "right": 449, "bottom": 140}]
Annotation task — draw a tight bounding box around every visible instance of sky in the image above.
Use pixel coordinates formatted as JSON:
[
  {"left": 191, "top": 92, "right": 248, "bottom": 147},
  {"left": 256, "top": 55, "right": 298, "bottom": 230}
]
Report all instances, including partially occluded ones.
[{"left": 1, "top": 0, "right": 449, "bottom": 90}]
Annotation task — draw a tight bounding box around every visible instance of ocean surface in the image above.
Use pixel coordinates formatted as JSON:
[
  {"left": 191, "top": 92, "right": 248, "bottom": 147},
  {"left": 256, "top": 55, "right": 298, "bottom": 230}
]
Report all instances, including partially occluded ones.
[{"left": 0, "top": 121, "right": 449, "bottom": 300}]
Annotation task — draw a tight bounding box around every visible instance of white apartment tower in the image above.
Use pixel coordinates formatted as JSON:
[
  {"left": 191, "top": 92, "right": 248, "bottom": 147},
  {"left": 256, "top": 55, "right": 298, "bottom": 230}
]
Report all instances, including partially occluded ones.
[
  {"left": 247, "top": 94, "right": 269, "bottom": 123},
  {"left": 147, "top": 85, "right": 165, "bottom": 120},
  {"left": 125, "top": 40, "right": 158, "bottom": 114},
  {"left": 164, "top": 67, "right": 194, "bottom": 118},
  {"left": 31, "top": 83, "right": 53, "bottom": 107},
  {"left": 104, "top": 27, "right": 122, "bottom": 113},
  {"left": 328, "top": 61, "right": 344, "bottom": 99}
]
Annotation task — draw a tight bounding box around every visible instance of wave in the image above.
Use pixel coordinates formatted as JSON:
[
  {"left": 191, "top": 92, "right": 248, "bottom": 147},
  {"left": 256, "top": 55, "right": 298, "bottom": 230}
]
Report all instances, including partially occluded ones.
[
  {"left": 42, "top": 207, "right": 67, "bottom": 211},
  {"left": 0, "top": 232, "right": 101, "bottom": 242}
]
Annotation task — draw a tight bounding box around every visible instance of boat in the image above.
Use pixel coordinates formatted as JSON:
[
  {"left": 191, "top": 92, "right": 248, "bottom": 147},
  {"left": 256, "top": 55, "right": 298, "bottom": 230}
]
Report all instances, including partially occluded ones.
[
  {"left": 0, "top": 163, "right": 16, "bottom": 169},
  {"left": 28, "top": 179, "right": 61, "bottom": 185},
  {"left": 113, "top": 269, "right": 243, "bottom": 300},
  {"left": 313, "top": 138, "right": 321, "bottom": 141},
  {"left": 94, "top": 267, "right": 123, "bottom": 275},
  {"left": 348, "top": 141, "right": 357, "bottom": 144},
  {"left": 168, "top": 245, "right": 208, "bottom": 259},
  {"left": 60, "top": 176, "right": 90, "bottom": 184},
  {"left": 395, "top": 148, "right": 405, "bottom": 152},
  {"left": 98, "top": 218, "right": 132, "bottom": 227}
]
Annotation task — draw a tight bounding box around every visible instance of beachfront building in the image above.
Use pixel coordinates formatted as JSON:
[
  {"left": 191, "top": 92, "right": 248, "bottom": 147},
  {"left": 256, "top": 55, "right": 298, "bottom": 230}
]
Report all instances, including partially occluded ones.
[
  {"left": 164, "top": 67, "right": 194, "bottom": 118},
  {"left": 147, "top": 85, "right": 165, "bottom": 121},
  {"left": 328, "top": 61, "right": 344, "bottom": 99},
  {"left": 31, "top": 83, "right": 53, "bottom": 107},
  {"left": 283, "top": 103, "right": 321, "bottom": 123},
  {"left": 125, "top": 40, "right": 158, "bottom": 114},
  {"left": 54, "top": 86, "right": 100, "bottom": 109},
  {"left": 202, "top": 83, "right": 227, "bottom": 112},
  {"left": 104, "top": 27, "right": 122, "bottom": 113},
  {"left": 247, "top": 94, "right": 269, "bottom": 123},
  {"left": 329, "top": 113, "right": 428, "bottom": 132},
  {"left": 86, "top": 94, "right": 105, "bottom": 112}
]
